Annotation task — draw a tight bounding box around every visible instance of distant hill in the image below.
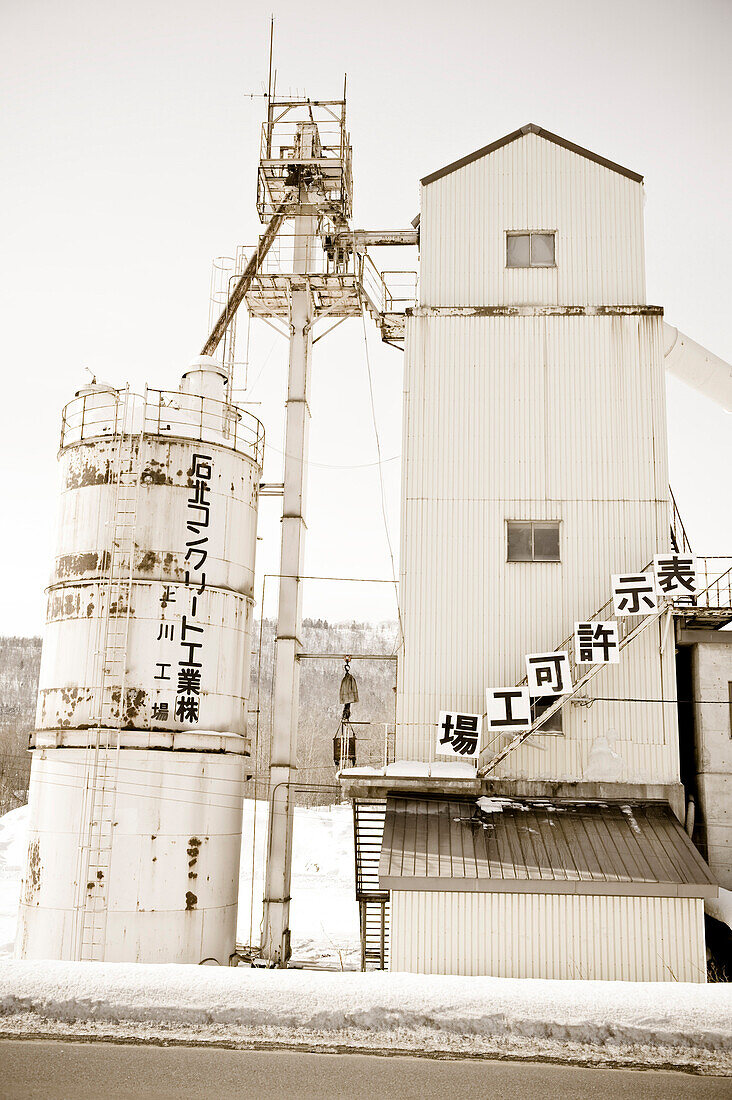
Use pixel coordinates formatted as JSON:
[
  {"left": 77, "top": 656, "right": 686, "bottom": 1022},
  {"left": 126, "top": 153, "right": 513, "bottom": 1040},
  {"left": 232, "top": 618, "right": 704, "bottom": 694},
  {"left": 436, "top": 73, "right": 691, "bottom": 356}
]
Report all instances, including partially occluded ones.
[
  {"left": 0, "top": 621, "right": 398, "bottom": 812},
  {"left": 248, "top": 619, "right": 399, "bottom": 805}
]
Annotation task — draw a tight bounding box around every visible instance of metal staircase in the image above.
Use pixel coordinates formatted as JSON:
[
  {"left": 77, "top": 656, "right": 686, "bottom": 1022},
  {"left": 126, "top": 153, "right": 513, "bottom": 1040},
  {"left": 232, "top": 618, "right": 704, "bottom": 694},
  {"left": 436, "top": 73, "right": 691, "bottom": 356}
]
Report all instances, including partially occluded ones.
[
  {"left": 480, "top": 574, "right": 670, "bottom": 777},
  {"left": 74, "top": 387, "right": 145, "bottom": 961},
  {"left": 360, "top": 897, "right": 389, "bottom": 971},
  {"left": 357, "top": 254, "right": 416, "bottom": 347},
  {"left": 669, "top": 486, "right": 732, "bottom": 628},
  {"left": 353, "top": 799, "right": 389, "bottom": 969},
  {"left": 481, "top": 489, "right": 732, "bottom": 775}
]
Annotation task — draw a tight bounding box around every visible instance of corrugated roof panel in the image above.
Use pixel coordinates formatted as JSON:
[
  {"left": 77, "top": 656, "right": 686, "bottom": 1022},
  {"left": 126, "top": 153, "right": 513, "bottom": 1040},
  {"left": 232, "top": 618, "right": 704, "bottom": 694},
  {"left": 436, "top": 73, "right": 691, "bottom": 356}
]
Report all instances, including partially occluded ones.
[{"left": 379, "top": 797, "right": 717, "bottom": 898}]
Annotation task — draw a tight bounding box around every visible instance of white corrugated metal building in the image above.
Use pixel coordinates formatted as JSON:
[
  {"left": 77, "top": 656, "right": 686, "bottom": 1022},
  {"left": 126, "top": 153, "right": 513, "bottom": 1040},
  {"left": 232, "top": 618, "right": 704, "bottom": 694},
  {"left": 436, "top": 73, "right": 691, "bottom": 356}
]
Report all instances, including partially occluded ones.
[
  {"left": 399, "top": 125, "right": 673, "bottom": 780},
  {"left": 344, "top": 124, "right": 723, "bottom": 982}
]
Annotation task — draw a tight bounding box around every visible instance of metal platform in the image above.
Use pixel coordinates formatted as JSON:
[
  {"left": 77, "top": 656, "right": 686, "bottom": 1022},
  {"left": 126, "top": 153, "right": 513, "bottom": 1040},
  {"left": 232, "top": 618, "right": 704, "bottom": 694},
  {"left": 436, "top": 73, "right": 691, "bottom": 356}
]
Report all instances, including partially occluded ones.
[
  {"left": 245, "top": 272, "right": 363, "bottom": 319},
  {"left": 242, "top": 259, "right": 415, "bottom": 345},
  {"left": 674, "top": 606, "right": 732, "bottom": 629},
  {"left": 673, "top": 556, "right": 732, "bottom": 629},
  {"left": 257, "top": 99, "right": 353, "bottom": 221}
]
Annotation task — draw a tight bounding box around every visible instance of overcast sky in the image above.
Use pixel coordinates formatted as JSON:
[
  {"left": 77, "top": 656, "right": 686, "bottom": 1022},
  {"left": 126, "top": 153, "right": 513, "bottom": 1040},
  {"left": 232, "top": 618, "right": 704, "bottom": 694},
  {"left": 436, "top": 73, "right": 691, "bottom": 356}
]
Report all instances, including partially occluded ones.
[{"left": 2, "top": 0, "right": 731, "bottom": 635}]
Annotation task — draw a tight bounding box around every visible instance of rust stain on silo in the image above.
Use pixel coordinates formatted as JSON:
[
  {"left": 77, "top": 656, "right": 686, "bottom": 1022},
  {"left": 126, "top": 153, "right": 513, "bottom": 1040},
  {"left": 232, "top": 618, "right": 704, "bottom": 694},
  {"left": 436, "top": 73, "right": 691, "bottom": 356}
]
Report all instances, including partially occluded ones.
[
  {"left": 124, "top": 688, "right": 147, "bottom": 723},
  {"left": 140, "top": 458, "right": 171, "bottom": 485},
  {"left": 25, "top": 840, "right": 42, "bottom": 904},
  {"left": 138, "top": 550, "right": 157, "bottom": 572},
  {"left": 65, "top": 450, "right": 112, "bottom": 489}
]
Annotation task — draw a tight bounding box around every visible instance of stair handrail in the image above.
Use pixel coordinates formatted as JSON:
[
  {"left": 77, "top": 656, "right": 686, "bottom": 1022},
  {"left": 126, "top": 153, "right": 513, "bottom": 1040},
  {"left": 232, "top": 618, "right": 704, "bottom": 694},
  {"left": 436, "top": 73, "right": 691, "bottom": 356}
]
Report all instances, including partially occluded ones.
[
  {"left": 479, "top": 600, "right": 670, "bottom": 776},
  {"left": 513, "top": 560, "right": 654, "bottom": 690},
  {"left": 693, "top": 559, "right": 732, "bottom": 610},
  {"left": 479, "top": 560, "right": 671, "bottom": 776},
  {"left": 669, "top": 486, "right": 693, "bottom": 555},
  {"left": 357, "top": 252, "right": 387, "bottom": 315}
]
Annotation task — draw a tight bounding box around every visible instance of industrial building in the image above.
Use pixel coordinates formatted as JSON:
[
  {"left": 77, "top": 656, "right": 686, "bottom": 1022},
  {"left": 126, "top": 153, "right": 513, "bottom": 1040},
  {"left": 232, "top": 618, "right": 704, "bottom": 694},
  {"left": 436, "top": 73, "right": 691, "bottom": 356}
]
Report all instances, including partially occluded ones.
[
  {"left": 342, "top": 124, "right": 732, "bottom": 982},
  {"left": 16, "top": 91, "right": 732, "bottom": 980}
]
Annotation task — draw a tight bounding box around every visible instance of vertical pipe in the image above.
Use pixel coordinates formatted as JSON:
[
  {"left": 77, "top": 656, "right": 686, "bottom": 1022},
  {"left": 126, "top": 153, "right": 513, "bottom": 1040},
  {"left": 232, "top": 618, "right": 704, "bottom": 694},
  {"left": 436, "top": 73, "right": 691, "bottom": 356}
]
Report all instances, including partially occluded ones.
[{"left": 260, "top": 187, "right": 315, "bottom": 965}]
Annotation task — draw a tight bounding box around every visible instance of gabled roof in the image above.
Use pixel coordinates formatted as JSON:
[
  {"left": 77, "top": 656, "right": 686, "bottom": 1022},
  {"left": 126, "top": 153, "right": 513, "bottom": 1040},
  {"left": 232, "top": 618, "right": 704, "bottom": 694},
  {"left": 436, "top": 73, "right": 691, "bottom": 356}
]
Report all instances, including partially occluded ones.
[{"left": 420, "top": 123, "right": 644, "bottom": 187}]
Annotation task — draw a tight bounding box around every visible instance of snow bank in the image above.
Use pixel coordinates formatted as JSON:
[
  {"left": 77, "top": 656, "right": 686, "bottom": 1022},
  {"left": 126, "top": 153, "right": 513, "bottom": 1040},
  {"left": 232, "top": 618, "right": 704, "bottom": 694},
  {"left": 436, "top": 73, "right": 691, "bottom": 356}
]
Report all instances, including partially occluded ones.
[
  {"left": 342, "top": 760, "right": 477, "bottom": 778},
  {"left": 0, "top": 960, "right": 730, "bottom": 1072}
]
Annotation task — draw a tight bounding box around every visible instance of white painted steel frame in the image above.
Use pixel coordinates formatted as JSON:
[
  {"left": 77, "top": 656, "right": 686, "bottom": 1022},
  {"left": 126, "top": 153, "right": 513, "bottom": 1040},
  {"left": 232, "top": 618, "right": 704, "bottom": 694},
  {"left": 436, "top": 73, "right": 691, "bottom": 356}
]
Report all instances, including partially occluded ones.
[{"left": 261, "top": 206, "right": 316, "bottom": 965}]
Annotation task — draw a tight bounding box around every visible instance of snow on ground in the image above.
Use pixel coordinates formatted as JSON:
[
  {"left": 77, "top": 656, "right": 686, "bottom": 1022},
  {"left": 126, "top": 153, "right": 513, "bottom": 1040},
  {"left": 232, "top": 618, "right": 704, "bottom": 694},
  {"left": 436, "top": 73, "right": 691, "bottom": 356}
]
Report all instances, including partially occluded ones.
[
  {"left": 0, "top": 806, "right": 28, "bottom": 958},
  {"left": 343, "top": 760, "right": 477, "bottom": 778},
  {"left": 0, "top": 960, "right": 731, "bottom": 1072},
  {"left": 1, "top": 803, "right": 731, "bottom": 1071},
  {"left": 0, "top": 800, "right": 360, "bottom": 969},
  {"left": 237, "top": 800, "right": 359, "bottom": 969}
]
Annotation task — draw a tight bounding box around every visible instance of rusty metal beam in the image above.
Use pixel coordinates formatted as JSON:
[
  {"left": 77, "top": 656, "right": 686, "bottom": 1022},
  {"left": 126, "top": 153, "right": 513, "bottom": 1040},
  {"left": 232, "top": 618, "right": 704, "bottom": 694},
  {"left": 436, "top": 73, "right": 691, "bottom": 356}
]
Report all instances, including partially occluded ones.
[
  {"left": 200, "top": 201, "right": 289, "bottom": 357},
  {"left": 334, "top": 229, "right": 418, "bottom": 249}
]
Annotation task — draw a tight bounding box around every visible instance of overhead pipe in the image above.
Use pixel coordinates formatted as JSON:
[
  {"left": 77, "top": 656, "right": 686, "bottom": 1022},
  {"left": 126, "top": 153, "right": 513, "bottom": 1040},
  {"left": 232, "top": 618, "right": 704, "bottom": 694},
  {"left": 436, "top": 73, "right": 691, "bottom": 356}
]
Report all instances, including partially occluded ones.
[
  {"left": 331, "top": 229, "right": 418, "bottom": 249},
  {"left": 663, "top": 322, "right": 732, "bottom": 413}
]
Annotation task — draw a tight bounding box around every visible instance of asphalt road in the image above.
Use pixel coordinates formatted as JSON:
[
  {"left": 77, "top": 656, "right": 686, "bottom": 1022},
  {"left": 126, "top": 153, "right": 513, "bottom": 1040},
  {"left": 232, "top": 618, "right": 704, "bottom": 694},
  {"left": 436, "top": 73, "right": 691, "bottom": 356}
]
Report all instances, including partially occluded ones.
[{"left": 0, "top": 1040, "right": 729, "bottom": 1099}]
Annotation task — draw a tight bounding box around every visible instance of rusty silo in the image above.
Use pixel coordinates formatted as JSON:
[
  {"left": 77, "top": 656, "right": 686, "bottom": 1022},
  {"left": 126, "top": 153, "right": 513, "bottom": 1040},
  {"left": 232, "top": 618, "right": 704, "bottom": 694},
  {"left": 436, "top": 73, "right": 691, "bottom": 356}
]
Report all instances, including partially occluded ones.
[{"left": 16, "top": 356, "right": 263, "bottom": 964}]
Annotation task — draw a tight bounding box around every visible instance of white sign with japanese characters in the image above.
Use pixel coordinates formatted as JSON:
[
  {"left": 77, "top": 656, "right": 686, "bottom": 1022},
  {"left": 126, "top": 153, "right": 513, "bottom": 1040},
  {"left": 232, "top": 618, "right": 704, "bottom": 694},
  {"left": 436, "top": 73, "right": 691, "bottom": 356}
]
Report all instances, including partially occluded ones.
[
  {"left": 654, "top": 554, "right": 697, "bottom": 597},
  {"left": 611, "top": 572, "right": 659, "bottom": 616},
  {"left": 485, "top": 687, "right": 532, "bottom": 733},
  {"left": 574, "top": 621, "right": 621, "bottom": 664},
  {"left": 437, "top": 711, "right": 482, "bottom": 759},
  {"left": 524, "top": 651, "right": 573, "bottom": 696}
]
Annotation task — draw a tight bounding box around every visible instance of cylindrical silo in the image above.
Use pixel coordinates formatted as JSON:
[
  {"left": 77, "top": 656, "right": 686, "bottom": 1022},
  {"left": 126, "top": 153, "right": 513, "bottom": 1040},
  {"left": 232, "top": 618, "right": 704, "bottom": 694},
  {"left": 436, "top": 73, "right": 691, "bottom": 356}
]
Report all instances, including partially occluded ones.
[{"left": 16, "top": 357, "right": 264, "bottom": 964}]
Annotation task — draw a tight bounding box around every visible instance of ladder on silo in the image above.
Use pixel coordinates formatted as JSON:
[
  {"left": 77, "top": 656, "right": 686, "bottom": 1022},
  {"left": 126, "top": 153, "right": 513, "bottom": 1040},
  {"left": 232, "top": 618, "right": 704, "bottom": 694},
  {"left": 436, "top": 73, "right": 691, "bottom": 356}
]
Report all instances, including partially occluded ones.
[{"left": 74, "top": 386, "right": 147, "bottom": 962}]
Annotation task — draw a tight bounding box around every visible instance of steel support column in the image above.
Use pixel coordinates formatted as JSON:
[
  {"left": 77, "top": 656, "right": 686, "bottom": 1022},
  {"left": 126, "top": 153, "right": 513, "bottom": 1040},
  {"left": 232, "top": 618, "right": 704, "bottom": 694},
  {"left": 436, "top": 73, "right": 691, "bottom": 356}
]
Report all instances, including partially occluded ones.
[{"left": 260, "top": 204, "right": 315, "bottom": 965}]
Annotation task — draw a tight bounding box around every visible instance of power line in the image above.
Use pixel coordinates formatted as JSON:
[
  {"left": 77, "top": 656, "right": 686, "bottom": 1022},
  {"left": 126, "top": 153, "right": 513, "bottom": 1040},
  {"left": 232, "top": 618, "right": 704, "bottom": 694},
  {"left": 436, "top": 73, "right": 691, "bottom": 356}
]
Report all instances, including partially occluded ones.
[
  {"left": 264, "top": 438, "right": 400, "bottom": 470},
  {"left": 24, "top": 774, "right": 345, "bottom": 813},
  {"left": 8, "top": 752, "right": 356, "bottom": 786},
  {"left": 579, "top": 696, "right": 731, "bottom": 705},
  {"left": 359, "top": 304, "right": 403, "bottom": 654}
]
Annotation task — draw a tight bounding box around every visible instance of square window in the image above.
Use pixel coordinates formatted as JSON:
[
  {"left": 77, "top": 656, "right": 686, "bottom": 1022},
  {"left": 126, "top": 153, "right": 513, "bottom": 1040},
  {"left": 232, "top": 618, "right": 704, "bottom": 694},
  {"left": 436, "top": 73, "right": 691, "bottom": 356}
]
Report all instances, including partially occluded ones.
[
  {"left": 506, "top": 233, "right": 531, "bottom": 268},
  {"left": 530, "top": 232, "right": 555, "bottom": 266},
  {"left": 507, "top": 520, "right": 561, "bottom": 562},
  {"left": 506, "top": 231, "right": 556, "bottom": 268},
  {"left": 531, "top": 696, "right": 564, "bottom": 734},
  {"left": 507, "top": 521, "right": 533, "bottom": 562},
  {"left": 533, "top": 522, "right": 561, "bottom": 561}
]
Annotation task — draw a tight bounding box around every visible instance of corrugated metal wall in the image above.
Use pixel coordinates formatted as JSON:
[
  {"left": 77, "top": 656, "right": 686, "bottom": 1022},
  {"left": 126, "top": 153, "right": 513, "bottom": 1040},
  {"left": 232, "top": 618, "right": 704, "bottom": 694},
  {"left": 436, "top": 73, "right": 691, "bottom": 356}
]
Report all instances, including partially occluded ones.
[
  {"left": 390, "top": 891, "right": 706, "bottom": 982},
  {"left": 396, "top": 311, "right": 677, "bottom": 780},
  {"left": 420, "top": 131, "right": 645, "bottom": 307}
]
